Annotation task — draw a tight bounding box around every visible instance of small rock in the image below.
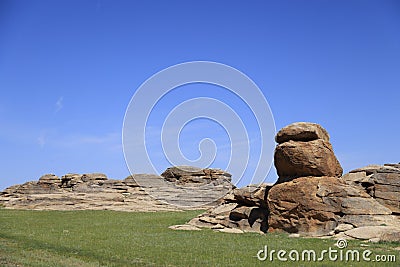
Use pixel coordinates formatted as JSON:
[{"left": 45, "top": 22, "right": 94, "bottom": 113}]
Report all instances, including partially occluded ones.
[
  {"left": 168, "top": 224, "right": 201, "bottom": 231},
  {"left": 334, "top": 223, "right": 354, "bottom": 233},
  {"left": 289, "top": 233, "right": 300, "bottom": 238},
  {"left": 216, "top": 228, "right": 244, "bottom": 234},
  {"left": 211, "top": 224, "right": 225, "bottom": 229}
]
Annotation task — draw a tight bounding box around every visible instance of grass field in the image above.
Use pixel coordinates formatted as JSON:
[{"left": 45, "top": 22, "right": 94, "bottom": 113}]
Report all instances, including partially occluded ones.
[{"left": 0, "top": 209, "right": 399, "bottom": 266}]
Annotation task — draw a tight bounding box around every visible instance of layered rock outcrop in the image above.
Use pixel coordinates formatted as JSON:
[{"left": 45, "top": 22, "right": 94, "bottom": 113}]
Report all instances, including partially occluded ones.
[
  {"left": 343, "top": 163, "right": 400, "bottom": 214},
  {"left": 0, "top": 167, "right": 233, "bottom": 211},
  {"left": 161, "top": 166, "right": 231, "bottom": 186}
]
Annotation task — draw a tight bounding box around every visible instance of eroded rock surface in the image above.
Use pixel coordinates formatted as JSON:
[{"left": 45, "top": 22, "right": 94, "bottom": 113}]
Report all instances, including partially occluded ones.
[
  {"left": 343, "top": 163, "right": 400, "bottom": 214},
  {"left": 267, "top": 176, "right": 392, "bottom": 236}
]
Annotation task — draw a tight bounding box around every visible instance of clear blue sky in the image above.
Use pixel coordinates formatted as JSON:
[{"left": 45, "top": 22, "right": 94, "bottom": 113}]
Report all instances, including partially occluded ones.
[{"left": 0, "top": 0, "right": 399, "bottom": 190}]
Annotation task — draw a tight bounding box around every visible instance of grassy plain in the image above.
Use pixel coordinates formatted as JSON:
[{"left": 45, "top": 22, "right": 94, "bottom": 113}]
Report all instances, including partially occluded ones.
[{"left": 0, "top": 209, "right": 399, "bottom": 266}]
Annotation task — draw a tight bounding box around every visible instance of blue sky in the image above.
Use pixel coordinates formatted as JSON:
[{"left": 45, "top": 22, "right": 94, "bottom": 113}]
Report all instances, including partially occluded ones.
[{"left": 0, "top": 0, "right": 399, "bottom": 190}]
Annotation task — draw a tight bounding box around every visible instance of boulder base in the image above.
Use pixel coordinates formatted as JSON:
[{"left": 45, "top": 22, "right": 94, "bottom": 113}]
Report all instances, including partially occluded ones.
[{"left": 267, "top": 176, "right": 392, "bottom": 235}]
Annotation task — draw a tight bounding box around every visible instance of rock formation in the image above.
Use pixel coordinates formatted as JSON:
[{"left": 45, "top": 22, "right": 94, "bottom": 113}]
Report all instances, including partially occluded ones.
[
  {"left": 1, "top": 122, "right": 399, "bottom": 242},
  {"left": 180, "top": 122, "right": 400, "bottom": 242},
  {"left": 0, "top": 167, "right": 233, "bottom": 211},
  {"left": 268, "top": 122, "right": 400, "bottom": 240}
]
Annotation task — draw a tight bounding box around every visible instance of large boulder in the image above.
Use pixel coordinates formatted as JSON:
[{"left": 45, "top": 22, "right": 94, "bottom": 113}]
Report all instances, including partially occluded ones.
[
  {"left": 274, "top": 122, "right": 342, "bottom": 183},
  {"left": 267, "top": 176, "right": 392, "bottom": 235},
  {"left": 275, "top": 139, "right": 343, "bottom": 182}
]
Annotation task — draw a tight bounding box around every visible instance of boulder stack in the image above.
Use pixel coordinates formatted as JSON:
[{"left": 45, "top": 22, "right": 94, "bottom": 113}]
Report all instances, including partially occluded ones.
[{"left": 268, "top": 122, "right": 399, "bottom": 238}]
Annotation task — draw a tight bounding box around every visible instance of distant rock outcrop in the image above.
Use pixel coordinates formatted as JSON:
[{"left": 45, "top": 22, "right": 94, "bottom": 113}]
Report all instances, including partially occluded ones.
[
  {"left": 0, "top": 167, "right": 233, "bottom": 211},
  {"left": 161, "top": 166, "right": 231, "bottom": 186}
]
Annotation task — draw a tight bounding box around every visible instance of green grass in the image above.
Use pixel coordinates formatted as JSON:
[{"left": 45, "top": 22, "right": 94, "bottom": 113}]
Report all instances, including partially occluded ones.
[{"left": 0, "top": 210, "right": 399, "bottom": 266}]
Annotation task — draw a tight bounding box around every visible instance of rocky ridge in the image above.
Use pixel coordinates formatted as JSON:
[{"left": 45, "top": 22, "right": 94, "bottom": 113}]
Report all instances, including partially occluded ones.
[{"left": 0, "top": 166, "right": 232, "bottom": 211}]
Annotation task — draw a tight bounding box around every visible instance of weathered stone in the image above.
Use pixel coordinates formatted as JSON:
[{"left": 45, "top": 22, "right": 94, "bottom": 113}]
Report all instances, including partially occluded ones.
[
  {"left": 275, "top": 122, "right": 330, "bottom": 144},
  {"left": 38, "top": 174, "right": 60, "bottom": 185},
  {"left": 211, "top": 224, "right": 225, "bottom": 229},
  {"left": 345, "top": 164, "right": 400, "bottom": 213},
  {"left": 340, "top": 215, "right": 400, "bottom": 228},
  {"left": 123, "top": 176, "right": 139, "bottom": 187},
  {"left": 342, "top": 172, "right": 374, "bottom": 187},
  {"left": 210, "top": 203, "right": 238, "bottom": 216},
  {"left": 81, "top": 173, "right": 108, "bottom": 182},
  {"left": 268, "top": 177, "right": 392, "bottom": 235},
  {"left": 230, "top": 205, "right": 252, "bottom": 220},
  {"left": 274, "top": 139, "right": 342, "bottom": 182},
  {"left": 215, "top": 228, "right": 243, "bottom": 234},
  {"left": 232, "top": 183, "right": 272, "bottom": 207},
  {"left": 334, "top": 223, "right": 354, "bottom": 233},
  {"left": 380, "top": 231, "right": 400, "bottom": 242},
  {"left": 161, "top": 166, "right": 231, "bottom": 186},
  {"left": 344, "top": 226, "right": 399, "bottom": 240},
  {"left": 61, "top": 173, "right": 82, "bottom": 188},
  {"left": 350, "top": 165, "right": 382, "bottom": 175},
  {"left": 187, "top": 183, "right": 270, "bottom": 233},
  {"left": 340, "top": 197, "right": 391, "bottom": 215},
  {"left": 169, "top": 224, "right": 201, "bottom": 231}
]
